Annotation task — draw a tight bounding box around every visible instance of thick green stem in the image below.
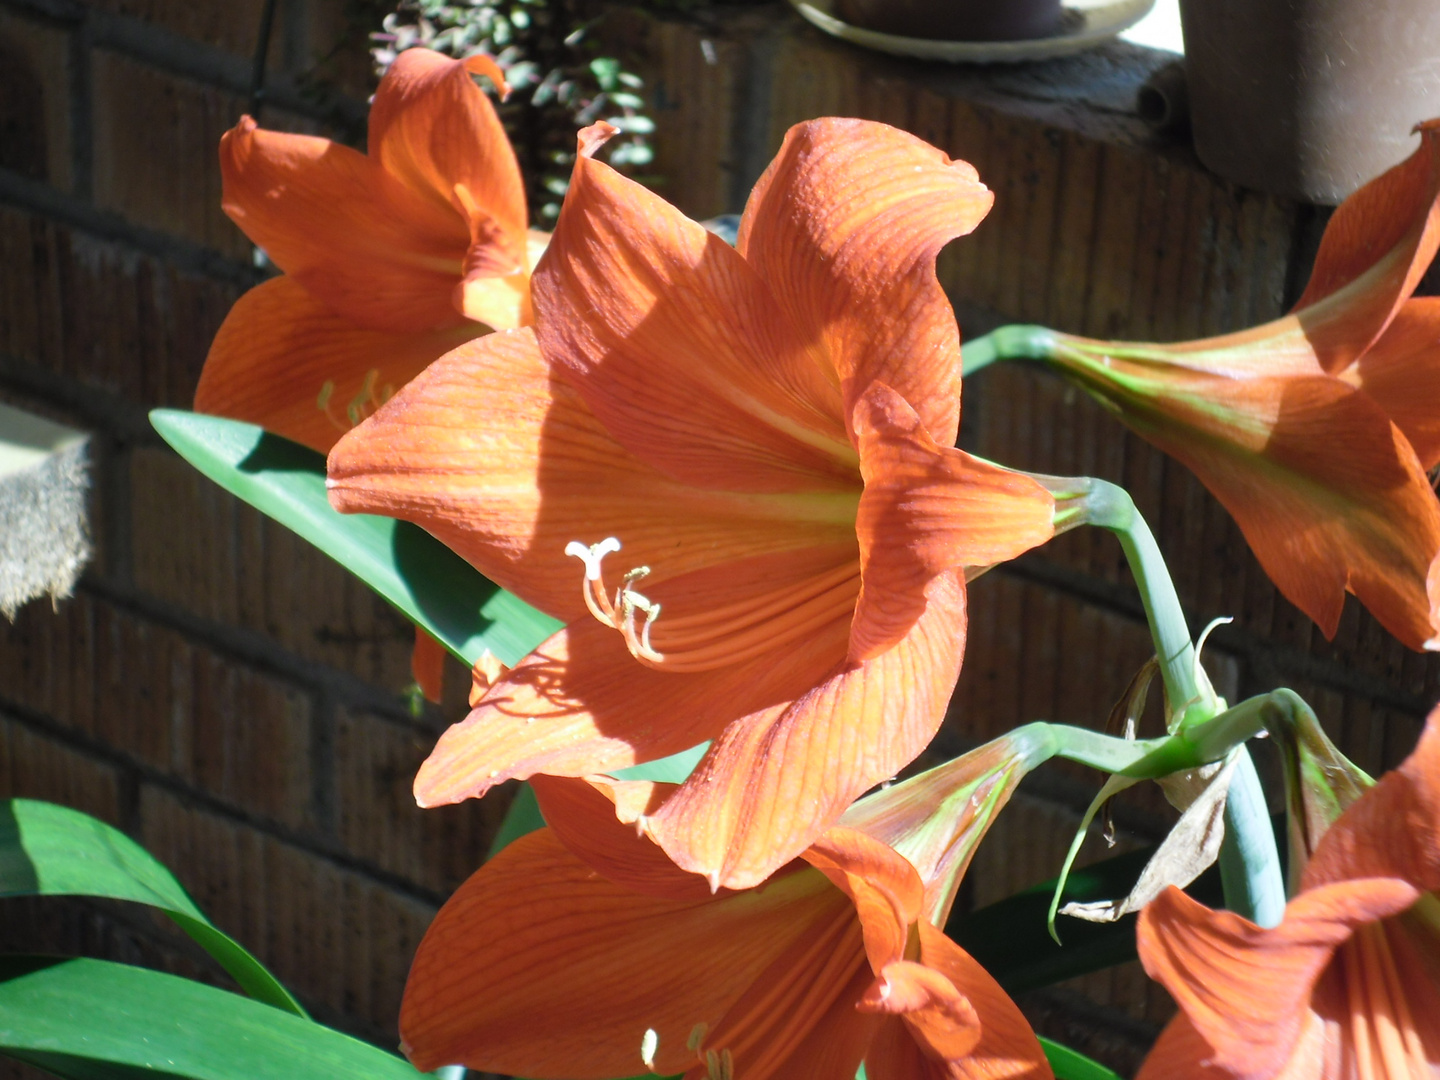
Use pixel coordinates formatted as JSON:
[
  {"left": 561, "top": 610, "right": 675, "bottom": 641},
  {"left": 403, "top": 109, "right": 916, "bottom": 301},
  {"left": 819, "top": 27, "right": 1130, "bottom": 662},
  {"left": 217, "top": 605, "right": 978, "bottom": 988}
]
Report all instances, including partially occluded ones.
[
  {"left": 1027, "top": 693, "right": 1271, "bottom": 780},
  {"left": 962, "top": 324, "right": 1057, "bottom": 376},
  {"left": 1060, "top": 479, "right": 1203, "bottom": 721},
  {"left": 1219, "top": 749, "right": 1286, "bottom": 927},
  {"left": 974, "top": 323, "right": 1289, "bottom": 921}
]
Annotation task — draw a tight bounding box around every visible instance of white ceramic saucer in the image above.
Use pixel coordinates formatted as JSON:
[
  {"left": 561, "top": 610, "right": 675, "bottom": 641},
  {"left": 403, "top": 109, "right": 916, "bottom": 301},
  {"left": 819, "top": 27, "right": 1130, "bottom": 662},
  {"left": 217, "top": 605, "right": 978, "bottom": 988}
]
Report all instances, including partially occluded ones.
[{"left": 788, "top": 0, "right": 1157, "bottom": 63}]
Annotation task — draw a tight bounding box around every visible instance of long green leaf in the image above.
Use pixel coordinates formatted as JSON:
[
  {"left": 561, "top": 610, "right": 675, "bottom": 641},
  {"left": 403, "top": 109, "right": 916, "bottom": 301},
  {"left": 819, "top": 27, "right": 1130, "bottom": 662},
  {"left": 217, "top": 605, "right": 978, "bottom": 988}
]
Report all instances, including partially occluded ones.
[
  {"left": 0, "top": 799, "right": 304, "bottom": 1016},
  {"left": 149, "top": 410, "right": 560, "bottom": 667},
  {"left": 1040, "top": 1037, "right": 1124, "bottom": 1080},
  {"left": 0, "top": 956, "right": 425, "bottom": 1080}
]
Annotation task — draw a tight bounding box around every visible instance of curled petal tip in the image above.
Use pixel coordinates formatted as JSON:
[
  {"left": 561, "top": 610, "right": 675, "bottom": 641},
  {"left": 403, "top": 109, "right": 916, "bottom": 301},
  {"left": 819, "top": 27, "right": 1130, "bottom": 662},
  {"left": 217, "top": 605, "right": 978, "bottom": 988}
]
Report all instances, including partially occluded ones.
[
  {"left": 578, "top": 121, "right": 619, "bottom": 158},
  {"left": 463, "top": 53, "right": 510, "bottom": 99},
  {"left": 705, "top": 869, "right": 721, "bottom": 894}
]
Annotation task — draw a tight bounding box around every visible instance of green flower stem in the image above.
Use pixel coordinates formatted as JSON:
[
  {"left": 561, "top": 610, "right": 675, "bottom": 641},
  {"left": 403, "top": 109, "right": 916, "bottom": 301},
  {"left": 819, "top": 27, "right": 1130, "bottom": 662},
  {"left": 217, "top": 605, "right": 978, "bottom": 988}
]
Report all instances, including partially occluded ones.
[
  {"left": 969, "top": 322, "right": 1288, "bottom": 924},
  {"left": 962, "top": 324, "right": 1057, "bottom": 376},
  {"left": 1047, "top": 471, "right": 1286, "bottom": 925},
  {"left": 1080, "top": 479, "right": 1285, "bottom": 925},
  {"left": 1218, "top": 749, "right": 1286, "bottom": 927},
  {"left": 1021, "top": 692, "right": 1271, "bottom": 781},
  {"left": 1051, "top": 478, "right": 1203, "bottom": 720}
]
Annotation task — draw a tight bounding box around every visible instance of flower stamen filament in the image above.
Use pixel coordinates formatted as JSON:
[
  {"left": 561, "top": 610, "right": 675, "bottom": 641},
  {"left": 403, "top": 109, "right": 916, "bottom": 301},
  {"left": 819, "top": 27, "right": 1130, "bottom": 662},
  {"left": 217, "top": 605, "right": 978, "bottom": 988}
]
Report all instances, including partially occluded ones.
[{"left": 564, "top": 538, "right": 665, "bottom": 663}]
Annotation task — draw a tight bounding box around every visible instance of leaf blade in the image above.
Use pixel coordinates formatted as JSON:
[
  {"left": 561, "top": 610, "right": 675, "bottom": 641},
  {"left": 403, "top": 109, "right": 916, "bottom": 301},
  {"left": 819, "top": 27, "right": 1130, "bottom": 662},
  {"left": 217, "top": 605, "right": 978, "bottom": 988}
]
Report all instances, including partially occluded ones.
[
  {"left": 0, "top": 799, "right": 304, "bottom": 1016},
  {"left": 0, "top": 956, "right": 426, "bottom": 1080},
  {"left": 149, "top": 409, "right": 560, "bottom": 667}
]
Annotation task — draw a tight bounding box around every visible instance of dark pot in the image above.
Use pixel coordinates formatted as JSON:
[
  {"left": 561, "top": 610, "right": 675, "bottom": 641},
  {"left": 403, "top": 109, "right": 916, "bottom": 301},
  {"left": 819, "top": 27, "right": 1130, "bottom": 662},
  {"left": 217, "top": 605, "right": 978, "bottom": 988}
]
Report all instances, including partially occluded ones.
[
  {"left": 835, "top": 0, "right": 1065, "bottom": 41},
  {"left": 1179, "top": 0, "right": 1440, "bottom": 203}
]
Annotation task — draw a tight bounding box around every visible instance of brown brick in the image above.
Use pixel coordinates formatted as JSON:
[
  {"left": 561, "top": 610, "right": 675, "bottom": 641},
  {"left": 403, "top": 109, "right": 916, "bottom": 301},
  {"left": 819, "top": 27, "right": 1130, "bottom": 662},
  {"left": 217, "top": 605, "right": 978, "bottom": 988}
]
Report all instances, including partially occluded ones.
[
  {"left": 138, "top": 785, "right": 435, "bottom": 1035},
  {"left": 91, "top": 51, "right": 249, "bottom": 258},
  {"left": 638, "top": 16, "right": 744, "bottom": 218},
  {"left": 333, "top": 707, "right": 512, "bottom": 895},
  {"left": 0, "top": 206, "right": 245, "bottom": 407},
  {"left": 89, "top": 0, "right": 277, "bottom": 64},
  {"left": 129, "top": 447, "right": 415, "bottom": 692},
  {"left": 0, "top": 713, "right": 123, "bottom": 824},
  {"left": 0, "top": 592, "right": 314, "bottom": 828},
  {"left": 0, "top": 11, "right": 73, "bottom": 190}
]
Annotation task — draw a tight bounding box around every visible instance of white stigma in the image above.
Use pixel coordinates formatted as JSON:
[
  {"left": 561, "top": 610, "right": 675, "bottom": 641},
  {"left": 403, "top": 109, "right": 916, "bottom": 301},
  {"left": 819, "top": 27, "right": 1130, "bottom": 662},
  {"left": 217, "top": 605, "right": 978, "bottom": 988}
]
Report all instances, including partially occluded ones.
[
  {"left": 640, "top": 1028, "right": 658, "bottom": 1071},
  {"left": 565, "top": 537, "right": 665, "bottom": 663}
]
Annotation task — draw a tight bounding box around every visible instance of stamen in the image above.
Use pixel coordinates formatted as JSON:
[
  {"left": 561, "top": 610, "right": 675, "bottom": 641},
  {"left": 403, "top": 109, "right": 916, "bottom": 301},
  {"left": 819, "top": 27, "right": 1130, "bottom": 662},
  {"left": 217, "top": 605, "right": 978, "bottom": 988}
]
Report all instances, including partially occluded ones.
[
  {"left": 564, "top": 538, "right": 665, "bottom": 662},
  {"left": 317, "top": 380, "right": 350, "bottom": 434},
  {"left": 640, "top": 1028, "right": 658, "bottom": 1071},
  {"left": 704, "top": 1048, "right": 733, "bottom": 1080},
  {"left": 319, "top": 371, "right": 390, "bottom": 432}
]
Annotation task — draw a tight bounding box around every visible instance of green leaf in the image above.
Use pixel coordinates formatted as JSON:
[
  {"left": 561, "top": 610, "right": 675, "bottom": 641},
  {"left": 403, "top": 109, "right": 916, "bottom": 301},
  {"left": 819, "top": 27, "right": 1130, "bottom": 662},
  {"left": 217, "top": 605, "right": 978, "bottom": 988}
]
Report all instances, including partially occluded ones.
[
  {"left": 0, "top": 799, "right": 304, "bottom": 1016},
  {"left": 1040, "top": 1037, "right": 1123, "bottom": 1080},
  {"left": 612, "top": 742, "right": 709, "bottom": 784},
  {"left": 950, "top": 843, "right": 1224, "bottom": 994},
  {"left": 149, "top": 410, "right": 561, "bottom": 667},
  {"left": 0, "top": 956, "right": 427, "bottom": 1080},
  {"left": 488, "top": 742, "right": 711, "bottom": 861},
  {"left": 487, "top": 783, "right": 546, "bottom": 859}
]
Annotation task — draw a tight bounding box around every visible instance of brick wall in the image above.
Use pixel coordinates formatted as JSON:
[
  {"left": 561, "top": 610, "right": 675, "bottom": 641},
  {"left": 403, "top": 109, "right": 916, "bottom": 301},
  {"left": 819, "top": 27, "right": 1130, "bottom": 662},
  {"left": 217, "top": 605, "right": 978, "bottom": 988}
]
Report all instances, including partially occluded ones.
[
  {"left": 0, "top": 0, "right": 511, "bottom": 1062},
  {"left": 2, "top": 1, "right": 1437, "bottom": 1077}
]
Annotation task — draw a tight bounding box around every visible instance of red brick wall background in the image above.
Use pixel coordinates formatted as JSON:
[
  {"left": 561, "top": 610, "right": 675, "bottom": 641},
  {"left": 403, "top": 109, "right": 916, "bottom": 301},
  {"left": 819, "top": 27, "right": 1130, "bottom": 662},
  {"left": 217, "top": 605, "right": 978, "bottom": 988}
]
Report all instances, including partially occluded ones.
[{"left": 2, "top": 2, "right": 1437, "bottom": 1077}]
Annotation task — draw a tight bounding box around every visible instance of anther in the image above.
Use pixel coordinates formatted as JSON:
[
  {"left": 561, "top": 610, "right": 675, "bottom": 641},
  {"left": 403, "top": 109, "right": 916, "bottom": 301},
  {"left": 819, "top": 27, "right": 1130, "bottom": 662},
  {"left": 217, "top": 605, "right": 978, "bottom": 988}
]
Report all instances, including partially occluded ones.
[
  {"left": 565, "top": 538, "right": 666, "bottom": 663},
  {"left": 640, "top": 1028, "right": 658, "bottom": 1071}
]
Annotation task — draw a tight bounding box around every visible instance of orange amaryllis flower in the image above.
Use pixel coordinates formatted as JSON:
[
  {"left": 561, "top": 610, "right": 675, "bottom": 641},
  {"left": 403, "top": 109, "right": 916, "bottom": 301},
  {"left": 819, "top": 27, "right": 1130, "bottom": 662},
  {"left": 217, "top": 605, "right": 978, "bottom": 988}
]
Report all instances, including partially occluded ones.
[
  {"left": 1031, "top": 121, "right": 1440, "bottom": 650},
  {"left": 194, "top": 47, "right": 542, "bottom": 455},
  {"left": 400, "top": 736, "right": 1051, "bottom": 1079},
  {"left": 1135, "top": 704, "right": 1440, "bottom": 1078},
  {"left": 326, "top": 118, "right": 1057, "bottom": 888}
]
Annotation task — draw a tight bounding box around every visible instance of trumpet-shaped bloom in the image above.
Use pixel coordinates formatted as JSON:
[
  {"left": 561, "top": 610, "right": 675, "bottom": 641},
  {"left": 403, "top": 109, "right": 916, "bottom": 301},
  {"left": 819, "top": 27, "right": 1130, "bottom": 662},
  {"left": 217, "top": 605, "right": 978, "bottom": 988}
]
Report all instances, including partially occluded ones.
[
  {"left": 327, "top": 118, "right": 1056, "bottom": 888},
  {"left": 1135, "top": 705, "right": 1440, "bottom": 1079},
  {"left": 195, "top": 47, "right": 541, "bottom": 454},
  {"left": 400, "top": 737, "right": 1051, "bottom": 1080},
  {"left": 1038, "top": 121, "right": 1440, "bottom": 650}
]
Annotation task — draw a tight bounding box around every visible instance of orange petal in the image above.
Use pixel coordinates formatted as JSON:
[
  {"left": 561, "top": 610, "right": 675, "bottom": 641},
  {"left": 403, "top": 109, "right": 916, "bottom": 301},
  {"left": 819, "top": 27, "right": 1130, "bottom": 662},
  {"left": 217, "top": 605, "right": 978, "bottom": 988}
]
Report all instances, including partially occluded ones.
[
  {"left": 400, "top": 827, "right": 844, "bottom": 1077},
  {"left": 411, "top": 613, "right": 847, "bottom": 806},
  {"left": 682, "top": 961, "right": 875, "bottom": 1080},
  {"left": 1124, "top": 370, "right": 1440, "bottom": 649},
  {"left": 1135, "top": 1011, "right": 1269, "bottom": 1080},
  {"left": 368, "top": 50, "right": 528, "bottom": 275},
  {"left": 410, "top": 626, "right": 446, "bottom": 704},
  {"left": 688, "top": 894, "right": 875, "bottom": 1080},
  {"left": 531, "top": 126, "right": 859, "bottom": 493},
  {"left": 327, "top": 328, "right": 859, "bottom": 623},
  {"left": 1293, "top": 120, "right": 1440, "bottom": 373},
  {"left": 195, "top": 276, "right": 481, "bottom": 453},
  {"left": 737, "top": 118, "right": 994, "bottom": 448},
  {"left": 529, "top": 773, "right": 715, "bottom": 900},
  {"left": 646, "top": 569, "right": 968, "bottom": 889},
  {"left": 1312, "top": 916, "right": 1440, "bottom": 1078},
  {"left": 805, "top": 826, "right": 927, "bottom": 971},
  {"left": 839, "top": 734, "right": 1038, "bottom": 925},
  {"left": 1137, "top": 880, "right": 1421, "bottom": 1078},
  {"left": 1342, "top": 296, "right": 1440, "bottom": 469},
  {"left": 1303, "top": 703, "right": 1440, "bottom": 893},
  {"left": 914, "top": 922, "right": 1052, "bottom": 1079},
  {"left": 859, "top": 959, "right": 980, "bottom": 1063},
  {"left": 850, "top": 383, "right": 1054, "bottom": 660},
  {"left": 865, "top": 1018, "right": 956, "bottom": 1080},
  {"left": 219, "top": 118, "right": 470, "bottom": 334}
]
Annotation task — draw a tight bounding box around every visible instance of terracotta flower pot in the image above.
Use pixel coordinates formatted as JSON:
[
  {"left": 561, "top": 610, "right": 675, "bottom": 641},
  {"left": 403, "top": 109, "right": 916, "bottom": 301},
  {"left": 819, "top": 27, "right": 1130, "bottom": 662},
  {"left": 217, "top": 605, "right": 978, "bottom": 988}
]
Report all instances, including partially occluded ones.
[
  {"left": 1179, "top": 0, "right": 1440, "bottom": 203},
  {"left": 834, "top": 0, "right": 1065, "bottom": 41}
]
